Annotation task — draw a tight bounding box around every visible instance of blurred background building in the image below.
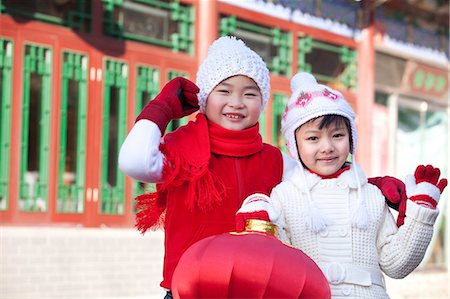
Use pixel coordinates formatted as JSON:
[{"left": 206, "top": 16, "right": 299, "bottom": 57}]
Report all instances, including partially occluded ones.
[{"left": 0, "top": 0, "right": 448, "bottom": 298}]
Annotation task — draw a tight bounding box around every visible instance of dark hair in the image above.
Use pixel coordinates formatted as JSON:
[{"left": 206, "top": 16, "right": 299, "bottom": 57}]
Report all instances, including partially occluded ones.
[{"left": 298, "top": 114, "right": 353, "bottom": 153}]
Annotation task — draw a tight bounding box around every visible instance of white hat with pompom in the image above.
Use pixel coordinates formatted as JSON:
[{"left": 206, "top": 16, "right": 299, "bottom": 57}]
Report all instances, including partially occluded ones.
[{"left": 281, "top": 72, "right": 357, "bottom": 161}]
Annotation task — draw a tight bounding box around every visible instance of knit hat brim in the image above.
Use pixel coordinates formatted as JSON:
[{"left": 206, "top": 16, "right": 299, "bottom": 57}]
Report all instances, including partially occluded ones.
[{"left": 196, "top": 36, "right": 271, "bottom": 113}]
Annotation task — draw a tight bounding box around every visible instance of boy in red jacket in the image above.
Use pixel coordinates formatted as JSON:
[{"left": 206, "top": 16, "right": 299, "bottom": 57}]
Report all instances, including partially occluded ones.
[{"left": 119, "top": 36, "right": 284, "bottom": 297}]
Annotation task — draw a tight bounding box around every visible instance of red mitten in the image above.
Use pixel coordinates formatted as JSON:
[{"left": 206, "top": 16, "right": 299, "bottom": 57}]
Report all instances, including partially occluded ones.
[
  {"left": 406, "top": 165, "right": 448, "bottom": 209},
  {"left": 368, "top": 176, "right": 407, "bottom": 226},
  {"left": 235, "top": 210, "right": 270, "bottom": 232},
  {"left": 136, "top": 77, "right": 199, "bottom": 134},
  {"left": 235, "top": 193, "right": 279, "bottom": 232}
]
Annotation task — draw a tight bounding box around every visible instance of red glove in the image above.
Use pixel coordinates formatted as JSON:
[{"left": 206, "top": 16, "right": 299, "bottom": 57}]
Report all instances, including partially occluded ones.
[
  {"left": 235, "top": 193, "right": 279, "bottom": 232},
  {"left": 406, "top": 165, "right": 448, "bottom": 209},
  {"left": 235, "top": 210, "right": 270, "bottom": 232},
  {"left": 368, "top": 176, "right": 407, "bottom": 226},
  {"left": 136, "top": 77, "right": 199, "bottom": 134}
]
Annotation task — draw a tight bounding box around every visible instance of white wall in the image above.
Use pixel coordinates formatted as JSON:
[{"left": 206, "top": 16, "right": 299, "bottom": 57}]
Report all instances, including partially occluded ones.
[{"left": 1, "top": 226, "right": 165, "bottom": 299}]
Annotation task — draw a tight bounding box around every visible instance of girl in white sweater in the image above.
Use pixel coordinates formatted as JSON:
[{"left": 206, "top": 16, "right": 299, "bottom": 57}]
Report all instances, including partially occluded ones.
[{"left": 239, "top": 72, "right": 447, "bottom": 299}]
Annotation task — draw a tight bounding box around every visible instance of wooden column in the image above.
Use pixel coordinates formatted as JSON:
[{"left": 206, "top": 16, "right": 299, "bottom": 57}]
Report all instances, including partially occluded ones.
[
  {"left": 356, "top": 10, "right": 375, "bottom": 174},
  {"left": 197, "top": 0, "right": 219, "bottom": 64}
]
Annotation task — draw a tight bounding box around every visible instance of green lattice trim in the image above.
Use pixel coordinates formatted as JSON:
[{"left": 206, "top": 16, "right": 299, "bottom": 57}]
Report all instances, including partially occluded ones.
[
  {"left": 101, "top": 59, "right": 128, "bottom": 215},
  {"left": 57, "top": 52, "right": 88, "bottom": 214},
  {"left": 0, "top": 38, "right": 13, "bottom": 211},
  {"left": 220, "top": 15, "right": 291, "bottom": 76},
  {"left": 103, "top": 0, "right": 194, "bottom": 53},
  {"left": 298, "top": 36, "right": 357, "bottom": 90},
  {"left": 19, "top": 44, "right": 52, "bottom": 212},
  {"left": 0, "top": 0, "right": 91, "bottom": 31}
]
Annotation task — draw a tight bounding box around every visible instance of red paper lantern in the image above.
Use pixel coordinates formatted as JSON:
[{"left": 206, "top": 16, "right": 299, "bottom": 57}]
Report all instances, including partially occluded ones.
[{"left": 172, "top": 220, "right": 330, "bottom": 299}]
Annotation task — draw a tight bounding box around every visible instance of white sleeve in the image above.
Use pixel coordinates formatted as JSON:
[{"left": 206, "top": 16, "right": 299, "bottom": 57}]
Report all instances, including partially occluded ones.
[
  {"left": 282, "top": 152, "right": 297, "bottom": 181},
  {"left": 270, "top": 187, "right": 290, "bottom": 245},
  {"left": 118, "top": 120, "right": 165, "bottom": 183},
  {"left": 377, "top": 200, "right": 438, "bottom": 279}
]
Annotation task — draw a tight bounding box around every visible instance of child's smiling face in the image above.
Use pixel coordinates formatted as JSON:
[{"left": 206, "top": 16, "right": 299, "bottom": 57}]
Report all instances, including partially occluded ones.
[
  {"left": 295, "top": 116, "right": 351, "bottom": 176},
  {"left": 205, "top": 75, "right": 263, "bottom": 131}
]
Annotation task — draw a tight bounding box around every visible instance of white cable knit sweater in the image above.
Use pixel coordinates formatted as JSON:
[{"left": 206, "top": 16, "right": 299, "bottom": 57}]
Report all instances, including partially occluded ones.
[{"left": 271, "top": 163, "right": 438, "bottom": 299}]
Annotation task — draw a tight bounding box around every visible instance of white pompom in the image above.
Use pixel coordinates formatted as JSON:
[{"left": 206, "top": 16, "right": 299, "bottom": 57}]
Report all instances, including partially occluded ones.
[
  {"left": 303, "top": 203, "right": 329, "bottom": 233},
  {"left": 290, "top": 72, "right": 318, "bottom": 92},
  {"left": 351, "top": 202, "right": 369, "bottom": 230},
  {"left": 208, "top": 36, "right": 243, "bottom": 55}
]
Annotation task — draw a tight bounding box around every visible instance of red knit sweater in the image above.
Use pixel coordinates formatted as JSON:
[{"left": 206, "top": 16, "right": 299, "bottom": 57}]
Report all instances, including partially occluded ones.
[
  {"left": 162, "top": 145, "right": 283, "bottom": 289},
  {"left": 155, "top": 116, "right": 284, "bottom": 289}
]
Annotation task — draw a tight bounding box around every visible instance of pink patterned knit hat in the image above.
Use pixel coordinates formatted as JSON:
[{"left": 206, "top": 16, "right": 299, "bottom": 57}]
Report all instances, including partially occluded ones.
[{"left": 281, "top": 72, "right": 357, "bottom": 161}]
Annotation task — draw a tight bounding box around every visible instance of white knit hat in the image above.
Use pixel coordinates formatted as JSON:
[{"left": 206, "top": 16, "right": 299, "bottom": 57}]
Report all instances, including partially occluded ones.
[
  {"left": 196, "top": 36, "right": 270, "bottom": 113},
  {"left": 281, "top": 72, "right": 357, "bottom": 161},
  {"left": 282, "top": 72, "right": 368, "bottom": 232}
]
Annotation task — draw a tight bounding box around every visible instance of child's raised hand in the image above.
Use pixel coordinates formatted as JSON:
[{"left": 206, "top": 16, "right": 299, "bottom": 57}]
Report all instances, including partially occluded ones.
[
  {"left": 406, "top": 165, "right": 448, "bottom": 209},
  {"left": 235, "top": 193, "right": 280, "bottom": 232},
  {"left": 136, "top": 77, "right": 199, "bottom": 133}
]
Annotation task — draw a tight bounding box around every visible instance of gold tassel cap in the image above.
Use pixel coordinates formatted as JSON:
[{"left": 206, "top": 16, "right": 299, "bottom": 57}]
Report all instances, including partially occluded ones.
[{"left": 245, "top": 219, "right": 278, "bottom": 237}]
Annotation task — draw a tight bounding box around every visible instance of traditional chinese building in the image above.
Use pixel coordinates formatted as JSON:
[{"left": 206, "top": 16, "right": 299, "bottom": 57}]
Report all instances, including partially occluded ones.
[{"left": 1, "top": 0, "right": 448, "bottom": 297}]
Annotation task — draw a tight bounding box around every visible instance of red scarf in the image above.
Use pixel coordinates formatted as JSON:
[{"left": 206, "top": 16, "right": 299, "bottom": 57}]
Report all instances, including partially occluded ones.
[
  {"left": 307, "top": 164, "right": 351, "bottom": 179},
  {"left": 135, "top": 114, "right": 263, "bottom": 233},
  {"left": 209, "top": 120, "right": 262, "bottom": 157}
]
